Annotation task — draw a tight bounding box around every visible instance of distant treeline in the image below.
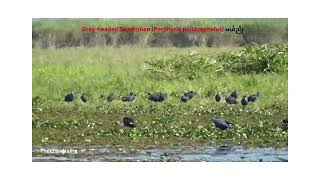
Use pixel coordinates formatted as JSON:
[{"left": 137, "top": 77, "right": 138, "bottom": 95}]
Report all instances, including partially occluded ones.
[{"left": 32, "top": 18, "right": 288, "bottom": 48}]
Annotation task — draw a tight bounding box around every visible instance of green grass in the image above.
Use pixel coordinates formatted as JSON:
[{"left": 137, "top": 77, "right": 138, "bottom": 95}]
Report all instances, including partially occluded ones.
[{"left": 32, "top": 47, "right": 288, "bottom": 148}]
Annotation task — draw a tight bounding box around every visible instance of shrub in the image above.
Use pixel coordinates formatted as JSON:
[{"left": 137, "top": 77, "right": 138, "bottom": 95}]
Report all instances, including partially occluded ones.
[
  {"left": 145, "top": 51, "right": 222, "bottom": 80},
  {"left": 217, "top": 43, "right": 288, "bottom": 74},
  {"left": 145, "top": 43, "right": 288, "bottom": 80}
]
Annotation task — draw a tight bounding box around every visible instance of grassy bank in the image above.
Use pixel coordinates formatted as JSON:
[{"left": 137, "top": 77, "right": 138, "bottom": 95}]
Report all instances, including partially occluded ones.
[{"left": 32, "top": 47, "right": 288, "bottom": 148}]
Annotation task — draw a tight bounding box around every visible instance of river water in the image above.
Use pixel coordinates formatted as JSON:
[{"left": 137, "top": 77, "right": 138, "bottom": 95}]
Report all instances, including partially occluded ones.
[{"left": 32, "top": 145, "right": 288, "bottom": 162}]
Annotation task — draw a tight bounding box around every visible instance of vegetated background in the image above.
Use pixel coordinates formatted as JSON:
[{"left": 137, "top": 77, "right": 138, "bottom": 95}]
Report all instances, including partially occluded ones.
[{"left": 32, "top": 18, "right": 288, "bottom": 48}]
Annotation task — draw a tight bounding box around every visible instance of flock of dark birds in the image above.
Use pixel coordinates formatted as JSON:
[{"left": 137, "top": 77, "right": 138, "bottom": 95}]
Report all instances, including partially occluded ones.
[
  {"left": 64, "top": 89, "right": 260, "bottom": 106},
  {"left": 64, "top": 90, "right": 287, "bottom": 130}
]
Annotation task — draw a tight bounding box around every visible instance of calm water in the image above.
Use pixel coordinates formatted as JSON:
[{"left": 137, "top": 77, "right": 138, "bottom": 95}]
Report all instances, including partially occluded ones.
[{"left": 32, "top": 145, "right": 288, "bottom": 162}]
